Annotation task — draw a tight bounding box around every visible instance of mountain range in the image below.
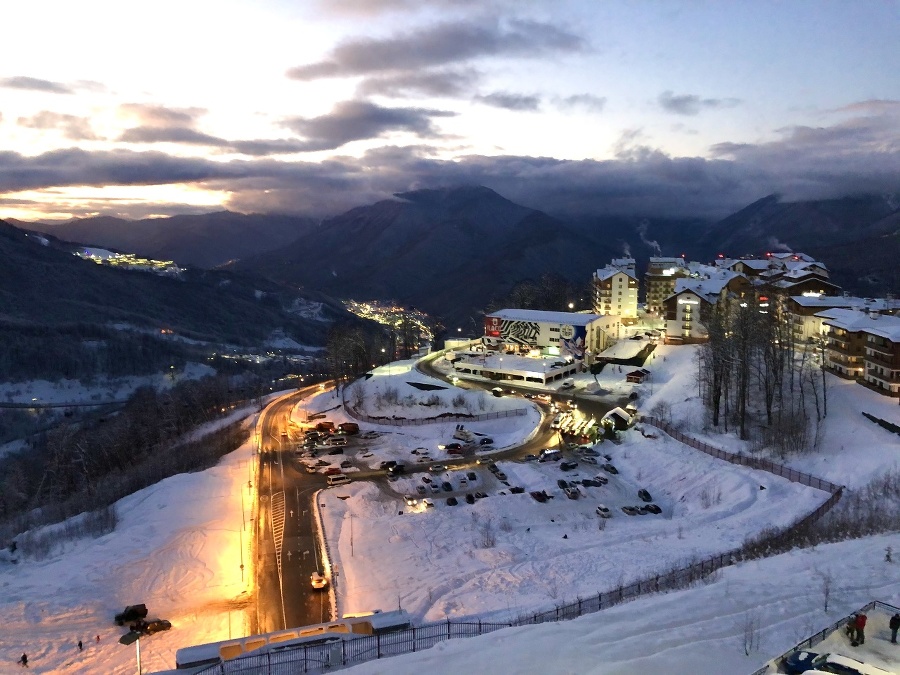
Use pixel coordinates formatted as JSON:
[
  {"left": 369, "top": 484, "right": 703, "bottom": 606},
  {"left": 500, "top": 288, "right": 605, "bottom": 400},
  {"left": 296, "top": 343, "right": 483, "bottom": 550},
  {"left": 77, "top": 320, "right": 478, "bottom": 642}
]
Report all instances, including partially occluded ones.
[
  {"left": 0, "top": 220, "right": 348, "bottom": 346},
  {"left": 11, "top": 187, "right": 900, "bottom": 331}
]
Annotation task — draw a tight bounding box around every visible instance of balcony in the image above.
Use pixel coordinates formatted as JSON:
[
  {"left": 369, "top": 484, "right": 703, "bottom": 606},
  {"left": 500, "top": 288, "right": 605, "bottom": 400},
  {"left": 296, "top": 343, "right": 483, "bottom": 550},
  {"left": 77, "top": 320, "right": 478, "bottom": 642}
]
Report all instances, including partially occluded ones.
[
  {"left": 866, "top": 340, "right": 897, "bottom": 357},
  {"left": 865, "top": 352, "right": 900, "bottom": 369},
  {"left": 866, "top": 368, "right": 900, "bottom": 383},
  {"left": 827, "top": 342, "right": 862, "bottom": 357}
]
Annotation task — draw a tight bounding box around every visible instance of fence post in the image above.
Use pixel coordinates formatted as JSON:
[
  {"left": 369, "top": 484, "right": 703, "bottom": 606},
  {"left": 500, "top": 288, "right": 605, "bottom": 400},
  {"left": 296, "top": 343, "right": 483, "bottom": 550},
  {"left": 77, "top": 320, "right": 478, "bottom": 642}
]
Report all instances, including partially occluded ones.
[{"left": 377, "top": 632, "right": 381, "bottom": 658}]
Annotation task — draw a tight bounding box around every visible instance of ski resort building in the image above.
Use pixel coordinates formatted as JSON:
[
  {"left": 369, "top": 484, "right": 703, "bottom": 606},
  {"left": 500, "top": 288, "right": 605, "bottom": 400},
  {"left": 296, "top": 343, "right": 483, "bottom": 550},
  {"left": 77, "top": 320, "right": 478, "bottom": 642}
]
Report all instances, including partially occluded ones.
[
  {"left": 819, "top": 308, "right": 900, "bottom": 396},
  {"left": 482, "top": 309, "right": 619, "bottom": 361},
  {"left": 592, "top": 260, "right": 638, "bottom": 320},
  {"left": 662, "top": 271, "right": 753, "bottom": 344},
  {"left": 644, "top": 257, "right": 688, "bottom": 314}
]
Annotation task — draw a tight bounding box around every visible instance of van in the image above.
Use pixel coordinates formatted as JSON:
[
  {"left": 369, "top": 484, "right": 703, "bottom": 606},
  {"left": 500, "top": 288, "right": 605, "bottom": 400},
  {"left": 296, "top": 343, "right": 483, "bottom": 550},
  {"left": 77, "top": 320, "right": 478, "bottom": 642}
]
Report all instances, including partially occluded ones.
[
  {"left": 560, "top": 378, "right": 575, "bottom": 389},
  {"left": 326, "top": 474, "right": 351, "bottom": 487},
  {"left": 338, "top": 422, "right": 359, "bottom": 435},
  {"left": 327, "top": 437, "right": 348, "bottom": 447},
  {"left": 491, "top": 387, "right": 504, "bottom": 397},
  {"left": 540, "top": 448, "right": 561, "bottom": 462}
]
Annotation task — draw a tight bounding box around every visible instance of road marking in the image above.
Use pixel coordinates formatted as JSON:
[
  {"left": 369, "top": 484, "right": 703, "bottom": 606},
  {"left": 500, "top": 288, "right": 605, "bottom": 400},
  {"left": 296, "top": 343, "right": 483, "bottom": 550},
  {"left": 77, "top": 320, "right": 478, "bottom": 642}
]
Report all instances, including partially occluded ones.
[{"left": 271, "top": 491, "right": 286, "bottom": 576}]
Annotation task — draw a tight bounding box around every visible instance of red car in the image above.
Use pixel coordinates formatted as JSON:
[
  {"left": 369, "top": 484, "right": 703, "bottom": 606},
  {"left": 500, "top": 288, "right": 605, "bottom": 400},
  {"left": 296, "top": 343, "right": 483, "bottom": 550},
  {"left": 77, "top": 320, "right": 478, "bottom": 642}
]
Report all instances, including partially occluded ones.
[{"left": 323, "top": 467, "right": 342, "bottom": 475}]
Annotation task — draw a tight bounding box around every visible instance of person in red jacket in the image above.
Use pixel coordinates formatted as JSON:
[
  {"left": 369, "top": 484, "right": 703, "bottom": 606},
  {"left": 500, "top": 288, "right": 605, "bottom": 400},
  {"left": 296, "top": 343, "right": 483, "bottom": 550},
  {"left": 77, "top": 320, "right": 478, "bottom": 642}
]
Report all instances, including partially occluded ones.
[{"left": 854, "top": 612, "right": 867, "bottom": 645}]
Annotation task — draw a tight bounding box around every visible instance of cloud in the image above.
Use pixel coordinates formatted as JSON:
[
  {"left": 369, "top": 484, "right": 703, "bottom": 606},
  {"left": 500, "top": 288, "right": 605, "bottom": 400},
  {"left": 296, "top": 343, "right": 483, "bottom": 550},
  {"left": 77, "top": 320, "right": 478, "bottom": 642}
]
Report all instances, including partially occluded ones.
[
  {"left": 658, "top": 90, "right": 741, "bottom": 116},
  {"left": 286, "top": 18, "right": 585, "bottom": 80},
  {"left": 357, "top": 68, "right": 481, "bottom": 98},
  {"left": 17, "top": 111, "right": 99, "bottom": 140},
  {"left": 3, "top": 103, "right": 896, "bottom": 222},
  {"left": 281, "top": 100, "right": 456, "bottom": 151},
  {"left": 0, "top": 76, "right": 74, "bottom": 95},
  {"left": 118, "top": 103, "right": 207, "bottom": 128},
  {"left": 317, "top": 0, "right": 489, "bottom": 14},
  {"left": 474, "top": 92, "right": 540, "bottom": 111},
  {"left": 555, "top": 94, "right": 606, "bottom": 113}
]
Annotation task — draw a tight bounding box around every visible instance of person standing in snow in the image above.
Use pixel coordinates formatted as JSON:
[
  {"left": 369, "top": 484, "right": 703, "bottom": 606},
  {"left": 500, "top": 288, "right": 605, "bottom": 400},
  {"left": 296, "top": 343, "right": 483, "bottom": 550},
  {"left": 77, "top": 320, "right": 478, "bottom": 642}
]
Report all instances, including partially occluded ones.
[
  {"left": 890, "top": 612, "right": 900, "bottom": 644},
  {"left": 18, "top": 653, "right": 28, "bottom": 667},
  {"left": 855, "top": 612, "right": 867, "bottom": 644},
  {"left": 77, "top": 640, "right": 83, "bottom": 651}
]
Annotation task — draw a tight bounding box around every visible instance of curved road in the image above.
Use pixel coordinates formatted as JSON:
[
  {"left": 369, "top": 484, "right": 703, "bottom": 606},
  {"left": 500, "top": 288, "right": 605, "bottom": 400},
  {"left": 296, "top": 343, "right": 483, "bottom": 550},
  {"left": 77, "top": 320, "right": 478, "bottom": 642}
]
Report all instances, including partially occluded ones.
[
  {"left": 255, "top": 388, "right": 333, "bottom": 635},
  {"left": 253, "top": 355, "right": 625, "bottom": 634}
]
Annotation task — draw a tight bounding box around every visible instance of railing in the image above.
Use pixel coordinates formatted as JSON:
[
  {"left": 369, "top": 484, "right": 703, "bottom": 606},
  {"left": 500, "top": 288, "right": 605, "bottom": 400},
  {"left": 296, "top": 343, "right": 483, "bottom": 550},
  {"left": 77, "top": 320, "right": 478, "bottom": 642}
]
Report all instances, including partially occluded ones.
[
  {"left": 748, "top": 600, "right": 900, "bottom": 675},
  {"left": 193, "top": 418, "right": 844, "bottom": 675},
  {"left": 639, "top": 416, "right": 844, "bottom": 494}
]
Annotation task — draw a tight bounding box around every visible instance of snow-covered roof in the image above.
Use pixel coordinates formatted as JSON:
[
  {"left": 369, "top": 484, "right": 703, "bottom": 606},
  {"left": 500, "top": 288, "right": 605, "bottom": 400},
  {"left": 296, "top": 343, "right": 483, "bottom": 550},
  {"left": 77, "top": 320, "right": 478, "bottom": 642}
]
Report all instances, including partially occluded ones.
[
  {"left": 818, "top": 308, "right": 900, "bottom": 340},
  {"left": 595, "top": 265, "right": 637, "bottom": 282},
  {"left": 610, "top": 257, "right": 636, "bottom": 270},
  {"left": 488, "top": 309, "right": 602, "bottom": 326},
  {"left": 731, "top": 259, "right": 771, "bottom": 271},
  {"left": 791, "top": 295, "right": 895, "bottom": 311},
  {"left": 667, "top": 275, "right": 735, "bottom": 304}
]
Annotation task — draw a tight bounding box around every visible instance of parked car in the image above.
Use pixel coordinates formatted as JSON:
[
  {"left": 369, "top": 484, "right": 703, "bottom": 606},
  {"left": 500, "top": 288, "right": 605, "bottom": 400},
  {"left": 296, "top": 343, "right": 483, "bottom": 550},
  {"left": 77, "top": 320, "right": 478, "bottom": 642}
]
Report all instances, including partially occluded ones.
[
  {"left": 782, "top": 650, "right": 889, "bottom": 675},
  {"left": 467, "top": 472, "right": 477, "bottom": 481},
  {"left": 557, "top": 479, "right": 569, "bottom": 489},
  {"left": 446, "top": 497, "right": 459, "bottom": 506},
  {"left": 509, "top": 486, "right": 525, "bottom": 494},
  {"left": 530, "top": 491, "right": 548, "bottom": 503},
  {"left": 130, "top": 618, "right": 172, "bottom": 634},
  {"left": 387, "top": 464, "right": 406, "bottom": 476},
  {"left": 445, "top": 442, "right": 463, "bottom": 450},
  {"left": 338, "top": 422, "right": 359, "bottom": 435},
  {"left": 564, "top": 486, "right": 580, "bottom": 500},
  {"left": 621, "top": 506, "right": 640, "bottom": 515},
  {"left": 379, "top": 460, "right": 397, "bottom": 470},
  {"left": 638, "top": 488, "right": 653, "bottom": 502},
  {"left": 421, "top": 476, "right": 432, "bottom": 483},
  {"left": 324, "top": 467, "right": 342, "bottom": 475},
  {"left": 416, "top": 485, "right": 427, "bottom": 496},
  {"left": 447, "top": 447, "right": 464, "bottom": 455},
  {"left": 580, "top": 449, "right": 600, "bottom": 457},
  {"left": 523, "top": 454, "right": 538, "bottom": 462},
  {"left": 115, "top": 604, "right": 148, "bottom": 626},
  {"left": 581, "top": 456, "right": 598, "bottom": 465},
  {"left": 429, "top": 464, "right": 446, "bottom": 473},
  {"left": 423, "top": 498, "right": 435, "bottom": 508},
  {"left": 442, "top": 481, "right": 453, "bottom": 492},
  {"left": 594, "top": 475, "right": 609, "bottom": 485},
  {"left": 340, "top": 460, "right": 352, "bottom": 469},
  {"left": 430, "top": 484, "right": 440, "bottom": 494},
  {"left": 465, "top": 493, "right": 476, "bottom": 504},
  {"left": 487, "top": 463, "right": 500, "bottom": 473},
  {"left": 479, "top": 437, "right": 494, "bottom": 446},
  {"left": 595, "top": 504, "right": 612, "bottom": 518},
  {"left": 474, "top": 491, "right": 488, "bottom": 499},
  {"left": 495, "top": 472, "right": 508, "bottom": 481},
  {"left": 601, "top": 463, "right": 619, "bottom": 474},
  {"left": 643, "top": 503, "right": 662, "bottom": 514},
  {"left": 310, "top": 571, "right": 328, "bottom": 590},
  {"left": 560, "top": 461, "right": 578, "bottom": 471}
]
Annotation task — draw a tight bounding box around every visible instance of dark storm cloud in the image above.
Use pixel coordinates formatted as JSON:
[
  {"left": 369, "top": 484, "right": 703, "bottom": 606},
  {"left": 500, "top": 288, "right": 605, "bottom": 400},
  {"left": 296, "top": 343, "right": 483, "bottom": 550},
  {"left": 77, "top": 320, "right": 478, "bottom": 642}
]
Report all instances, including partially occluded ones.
[
  {"left": 3, "top": 104, "right": 895, "bottom": 222},
  {"left": 357, "top": 68, "right": 481, "bottom": 98},
  {"left": 287, "top": 19, "right": 585, "bottom": 80},
  {"left": 17, "top": 111, "right": 99, "bottom": 140},
  {"left": 555, "top": 94, "right": 607, "bottom": 113},
  {"left": 658, "top": 91, "right": 741, "bottom": 116},
  {"left": 1, "top": 76, "right": 74, "bottom": 94},
  {"left": 281, "top": 100, "right": 455, "bottom": 151},
  {"left": 474, "top": 92, "right": 540, "bottom": 111}
]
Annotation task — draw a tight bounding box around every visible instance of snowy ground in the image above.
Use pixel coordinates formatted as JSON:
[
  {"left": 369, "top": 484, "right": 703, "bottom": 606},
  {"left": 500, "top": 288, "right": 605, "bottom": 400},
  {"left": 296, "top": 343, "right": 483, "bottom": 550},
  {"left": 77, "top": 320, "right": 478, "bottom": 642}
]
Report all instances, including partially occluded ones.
[
  {"left": 3, "top": 343, "right": 900, "bottom": 674},
  {"left": 0, "top": 407, "right": 259, "bottom": 674},
  {"left": 340, "top": 533, "right": 900, "bottom": 675}
]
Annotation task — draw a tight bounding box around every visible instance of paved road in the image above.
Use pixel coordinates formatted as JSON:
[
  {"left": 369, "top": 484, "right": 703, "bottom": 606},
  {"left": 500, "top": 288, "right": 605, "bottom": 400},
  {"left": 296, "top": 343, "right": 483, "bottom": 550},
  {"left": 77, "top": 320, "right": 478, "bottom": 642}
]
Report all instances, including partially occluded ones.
[{"left": 254, "top": 388, "right": 333, "bottom": 635}]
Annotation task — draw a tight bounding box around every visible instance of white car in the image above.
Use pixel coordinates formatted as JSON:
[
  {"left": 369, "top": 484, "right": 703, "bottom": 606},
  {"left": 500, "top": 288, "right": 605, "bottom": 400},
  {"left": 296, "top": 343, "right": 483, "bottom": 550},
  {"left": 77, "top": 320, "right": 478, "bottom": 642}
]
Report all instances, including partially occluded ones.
[
  {"left": 596, "top": 504, "right": 612, "bottom": 518},
  {"left": 310, "top": 571, "right": 328, "bottom": 590}
]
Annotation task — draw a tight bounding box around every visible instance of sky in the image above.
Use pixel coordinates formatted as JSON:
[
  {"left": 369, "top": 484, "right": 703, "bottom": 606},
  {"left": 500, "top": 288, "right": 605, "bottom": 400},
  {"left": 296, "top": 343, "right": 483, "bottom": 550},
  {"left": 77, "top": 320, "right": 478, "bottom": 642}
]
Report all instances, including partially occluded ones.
[{"left": 0, "top": 0, "right": 898, "bottom": 222}]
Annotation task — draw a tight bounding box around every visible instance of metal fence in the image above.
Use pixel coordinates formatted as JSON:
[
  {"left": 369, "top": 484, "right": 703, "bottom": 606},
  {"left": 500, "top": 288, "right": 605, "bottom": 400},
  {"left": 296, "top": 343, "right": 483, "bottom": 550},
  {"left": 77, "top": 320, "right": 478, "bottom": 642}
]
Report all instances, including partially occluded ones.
[
  {"left": 749, "top": 600, "right": 900, "bottom": 675},
  {"left": 195, "top": 419, "right": 845, "bottom": 675},
  {"left": 639, "top": 416, "right": 843, "bottom": 495}
]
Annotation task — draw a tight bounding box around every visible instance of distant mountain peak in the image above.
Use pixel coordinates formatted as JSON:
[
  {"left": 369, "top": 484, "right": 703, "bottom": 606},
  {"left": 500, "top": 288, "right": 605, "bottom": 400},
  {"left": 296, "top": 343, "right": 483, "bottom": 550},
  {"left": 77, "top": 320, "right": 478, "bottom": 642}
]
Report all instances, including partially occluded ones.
[{"left": 393, "top": 185, "right": 506, "bottom": 206}]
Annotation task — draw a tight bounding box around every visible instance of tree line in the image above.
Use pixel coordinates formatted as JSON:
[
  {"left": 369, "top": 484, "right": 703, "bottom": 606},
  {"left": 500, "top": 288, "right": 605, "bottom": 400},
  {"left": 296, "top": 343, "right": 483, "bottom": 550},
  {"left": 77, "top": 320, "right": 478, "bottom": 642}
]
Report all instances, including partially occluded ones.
[
  {"left": 0, "top": 374, "right": 253, "bottom": 541},
  {"left": 696, "top": 297, "right": 827, "bottom": 454}
]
